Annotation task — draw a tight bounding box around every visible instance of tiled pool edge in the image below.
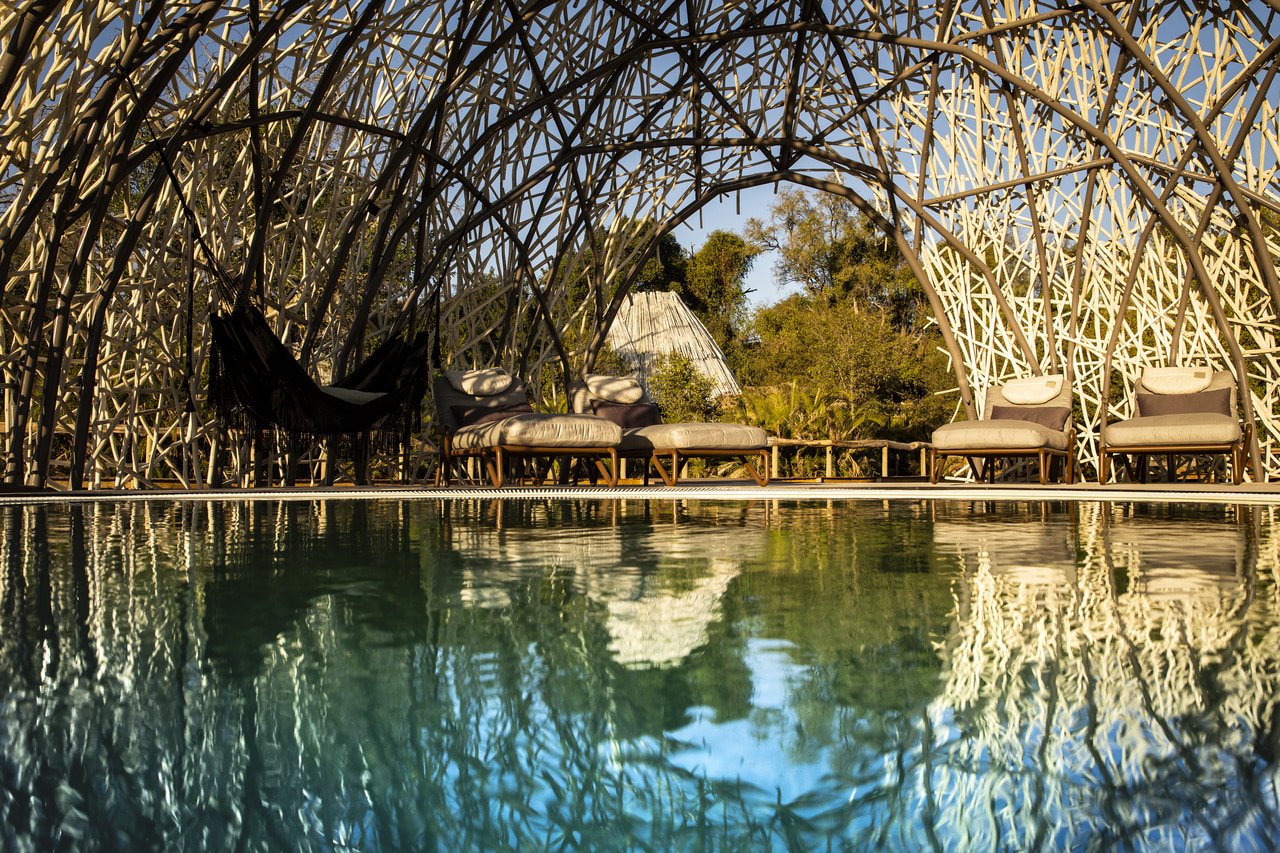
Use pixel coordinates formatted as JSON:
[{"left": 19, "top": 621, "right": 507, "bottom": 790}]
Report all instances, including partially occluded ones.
[{"left": 5, "top": 481, "right": 1280, "bottom": 506}]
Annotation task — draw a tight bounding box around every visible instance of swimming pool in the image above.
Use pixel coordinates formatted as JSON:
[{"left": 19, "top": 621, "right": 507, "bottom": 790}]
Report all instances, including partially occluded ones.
[{"left": 2, "top": 497, "right": 1277, "bottom": 851}]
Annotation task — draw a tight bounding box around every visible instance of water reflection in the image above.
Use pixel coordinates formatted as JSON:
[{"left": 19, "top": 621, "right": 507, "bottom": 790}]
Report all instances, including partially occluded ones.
[
  {"left": 1, "top": 498, "right": 1277, "bottom": 851},
  {"left": 439, "top": 500, "right": 761, "bottom": 667},
  {"left": 933, "top": 501, "right": 1280, "bottom": 851}
]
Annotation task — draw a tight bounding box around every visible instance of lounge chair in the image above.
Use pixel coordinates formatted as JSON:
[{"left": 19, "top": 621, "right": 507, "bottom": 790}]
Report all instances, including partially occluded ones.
[
  {"left": 433, "top": 368, "right": 620, "bottom": 487},
  {"left": 569, "top": 374, "right": 769, "bottom": 486},
  {"left": 1099, "top": 366, "right": 1250, "bottom": 484},
  {"left": 930, "top": 374, "right": 1075, "bottom": 484}
]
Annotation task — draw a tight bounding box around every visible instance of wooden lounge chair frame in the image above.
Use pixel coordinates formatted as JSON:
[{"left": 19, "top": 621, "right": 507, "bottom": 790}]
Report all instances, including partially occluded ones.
[
  {"left": 437, "top": 434, "right": 619, "bottom": 489},
  {"left": 569, "top": 377, "right": 769, "bottom": 487},
  {"left": 1099, "top": 368, "right": 1250, "bottom": 485},
  {"left": 644, "top": 447, "right": 769, "bottom": 487},
  {"left": 1098, "top": 431, "right": 1252, "bottom": 485},
  {"left": 929, "top": 375, "right": 1077, "bottom": 485},
  {"left": 930, "top": 441, "right": 1076, "bottom": 485},
  {"left": 433, "top": 371, "right": 619, "bottom": 488}
]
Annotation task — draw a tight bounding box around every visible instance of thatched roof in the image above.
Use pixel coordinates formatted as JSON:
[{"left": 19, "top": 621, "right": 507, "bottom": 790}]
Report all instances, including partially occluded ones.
[{"left": 605, "top": 291, "right": 741, "bottom": 397}]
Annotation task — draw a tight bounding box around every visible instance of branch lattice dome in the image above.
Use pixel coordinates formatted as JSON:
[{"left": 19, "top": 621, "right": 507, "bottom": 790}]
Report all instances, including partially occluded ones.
[{"left": 2, "top": 0, "right": 1278, "bottom": 487}]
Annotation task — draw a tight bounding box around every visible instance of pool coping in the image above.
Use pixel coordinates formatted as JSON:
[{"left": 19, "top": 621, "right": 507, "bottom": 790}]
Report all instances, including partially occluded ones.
[{"left": 5, "top": 479, "right": 1280, "bottom": 506}]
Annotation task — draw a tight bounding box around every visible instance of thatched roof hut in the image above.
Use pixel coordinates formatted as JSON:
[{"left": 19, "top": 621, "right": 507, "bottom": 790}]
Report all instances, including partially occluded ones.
[{"left": 605, "top": 291, "right": 740, "bottom": 398}]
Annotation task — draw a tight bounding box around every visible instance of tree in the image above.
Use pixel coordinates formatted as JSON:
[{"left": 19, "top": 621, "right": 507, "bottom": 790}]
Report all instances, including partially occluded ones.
[
  {"left": 743, "top": 187, "right": 929, "bottom": 331},
  {"left": 677, "top": 230, "right": 760, "bottom": 370},
  {"left": 744, "top": 294, "right": 951, "bottom": 441},
  {"left": 733, "top": 186, "right": 954, "bottom": 445}
]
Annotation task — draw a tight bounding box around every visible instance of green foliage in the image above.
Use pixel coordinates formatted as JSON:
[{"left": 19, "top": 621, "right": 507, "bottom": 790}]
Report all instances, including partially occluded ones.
[
  {"left": 732, "top": 382, "right": 893, "bottom": 477},
  {"left": 676, "top": 230, "right": 760, "bottom": 370},
  {"left": 732, "top": 186, "right": 954, "bottom": 453},
  {"left": 735, "top": 382, "right": 880, "bottom": 441},
  {"left": 743, "top": 187, "right": 929, "bottom": 331},
  {"left": 647, "top": 352, "right": 716, "bottom": 423},
  {"left": 742, "top": 294, "right": 951, "bottom": 442},
  {"left": 636, "top": 231, "right": 688, "bottom": 292}
]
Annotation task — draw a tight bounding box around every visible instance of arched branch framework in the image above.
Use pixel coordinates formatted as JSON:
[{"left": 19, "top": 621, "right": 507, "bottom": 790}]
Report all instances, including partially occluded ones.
[{"left": 1, "top": 0, "right": 1276, "bottom": 487}]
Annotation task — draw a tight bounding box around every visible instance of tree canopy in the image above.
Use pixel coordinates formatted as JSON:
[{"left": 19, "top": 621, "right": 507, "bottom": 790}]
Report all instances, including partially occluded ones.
[
  {"left": 736, "top": 188, "right": 955, "bottom": 448},
  {"left": 744, "top": 187, "right": 930, "bottom": 332}
]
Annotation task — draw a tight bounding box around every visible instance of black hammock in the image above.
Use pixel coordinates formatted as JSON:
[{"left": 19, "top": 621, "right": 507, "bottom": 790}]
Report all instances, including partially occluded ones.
[{"left": 209, "top": 304, "right": 430, "bottom": 437}]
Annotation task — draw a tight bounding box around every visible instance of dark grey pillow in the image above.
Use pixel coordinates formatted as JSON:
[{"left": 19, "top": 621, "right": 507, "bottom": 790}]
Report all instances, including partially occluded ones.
[
  {"left": 591, "top": 400, "right": 662, "bottom": 429},
  {"left": 990, "top": 405, "right": 1070, "bottom": 431},
  {"left": 1136, "top": 388, "right": 1231, "bottom": 418},
  {"left": 451, "top": 402, "right": 533, "bottom": 429}
]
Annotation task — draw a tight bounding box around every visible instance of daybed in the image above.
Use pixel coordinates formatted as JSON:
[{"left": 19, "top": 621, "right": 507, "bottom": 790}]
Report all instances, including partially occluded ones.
[
  {"left": 569, "top": 374, "right": 769, "bottom": 486},
  {"left": 433, "top": 368, "right": 620, "bottom": 488},
  {"left": 930, "top": 374, "right": 1075, "bottom": 484},
  {"left": 1099, "top": 366, "right": 1250, "bottom": 484}
]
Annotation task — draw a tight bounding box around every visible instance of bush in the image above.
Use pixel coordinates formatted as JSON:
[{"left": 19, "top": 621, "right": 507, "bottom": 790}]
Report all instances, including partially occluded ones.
[{"left": 647, "top": 352, "right": 717, "bottom": 422}]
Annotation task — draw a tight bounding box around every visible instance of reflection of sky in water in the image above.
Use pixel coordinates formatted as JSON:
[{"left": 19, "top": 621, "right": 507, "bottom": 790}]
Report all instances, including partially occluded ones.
[
  {"left": 2, "top": 499, "right": 1279, "bottom": 851},
  {"left": 667, "top": 640, "right": 829, "bottom": 803}
]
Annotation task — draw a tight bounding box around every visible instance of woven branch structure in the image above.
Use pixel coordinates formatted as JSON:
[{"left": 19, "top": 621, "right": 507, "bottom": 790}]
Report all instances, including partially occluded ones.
[{"left": 2, "top": 0, "right": 1279, "bottom": 488}]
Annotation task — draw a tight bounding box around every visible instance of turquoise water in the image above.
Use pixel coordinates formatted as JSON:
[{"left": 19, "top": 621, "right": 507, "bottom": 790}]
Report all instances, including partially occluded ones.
[{"left": 2, "top": 498, "right": 1279, "bottom": 851}]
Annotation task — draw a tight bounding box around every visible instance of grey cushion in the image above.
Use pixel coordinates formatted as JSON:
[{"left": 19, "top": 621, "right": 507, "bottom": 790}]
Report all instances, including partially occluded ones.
[
  {"left": 999, "top": 374, "right": 1065, "bottom": 405},
  {"left": 1104, "top": 413, "right": 1240, "bottom": 448},
  {"left": 1136, "top": 387, "right": 1231, "bottom": 418},
  {"left": 433, "top": 373, "right": 531, "bottom": 434},
  {"left": 990, "top": 405, "right": 1071, "bottom": 431},
  {"left": 591, "top": 400, "right": 662, "bottom": 429},
  {"left": 444, "top": 367, "right": 513, "bottom": 396},
  {"left": 984, "top": 377, "right": 1072, "bottom": 412},
  {"left": 1141, "top": 366, "right": 1213, "bottom": 395},
  {"left": 932, "top": 419, "right": 1071, "bottom": 451},
  {"left": 450, "top": 413, "right": 622, "bottom": 451},
  {"left": 1135, "top": 368, "right": 1236, "bottom": 409},
  {"left": 569, "top": 378, "right": 656, "bottom": 413},
  {"left": 585, "top": 374, "right": 644, "bottom": 404},
  {"left": 452, "top": 402, "right": 533, "bottom": 428}
]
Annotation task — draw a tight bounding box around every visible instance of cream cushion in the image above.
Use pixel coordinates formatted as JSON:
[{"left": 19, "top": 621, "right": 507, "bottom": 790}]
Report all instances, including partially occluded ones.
[
  {"left": 585, "top": 374, "right": 644, "bottom": 404},
  {"left": 450, "top": 413, "right": 621, "bottom": 451},
  {"left": 623, "top": 422, "right": 767, "bottom": 452},
  {"left": 445, "top": 368, "right": 512, "bottom": 396},
  {"left": 1104, "top": 414, "right": 1240, "bottom": 448},
  {"left": 1141, "top": 366, "right": 1213, "bottom": 395},
  {"left": 932, "top": 419, "right": 1071, "bottom": 452},
  {"left": 1000, "top": 374, "right": 1064, "bottom": 405}
]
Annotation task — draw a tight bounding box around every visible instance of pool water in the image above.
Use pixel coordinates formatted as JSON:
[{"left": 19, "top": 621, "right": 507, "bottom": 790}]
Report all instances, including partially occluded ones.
[{"left": 2, "top": 497, "right": 1278, "bottom": 851}]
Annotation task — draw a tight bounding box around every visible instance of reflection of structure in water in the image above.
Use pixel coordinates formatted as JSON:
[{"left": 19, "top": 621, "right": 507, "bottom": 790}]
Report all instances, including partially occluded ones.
[
  {"left": 932, "top": 500, "right": 1079, "bottom": 587},
  {"left": 930, "top": 502, "right": 1280, "bottom": 850},
  {"left": 437, "top": 499, "right": 764, "bottom": 667},
  {"left": 1101, "top": 506, "right": 1245, "bottom": 601},
  {"left": 0, "top": 499, "right": 769, "bottom": 850}
]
